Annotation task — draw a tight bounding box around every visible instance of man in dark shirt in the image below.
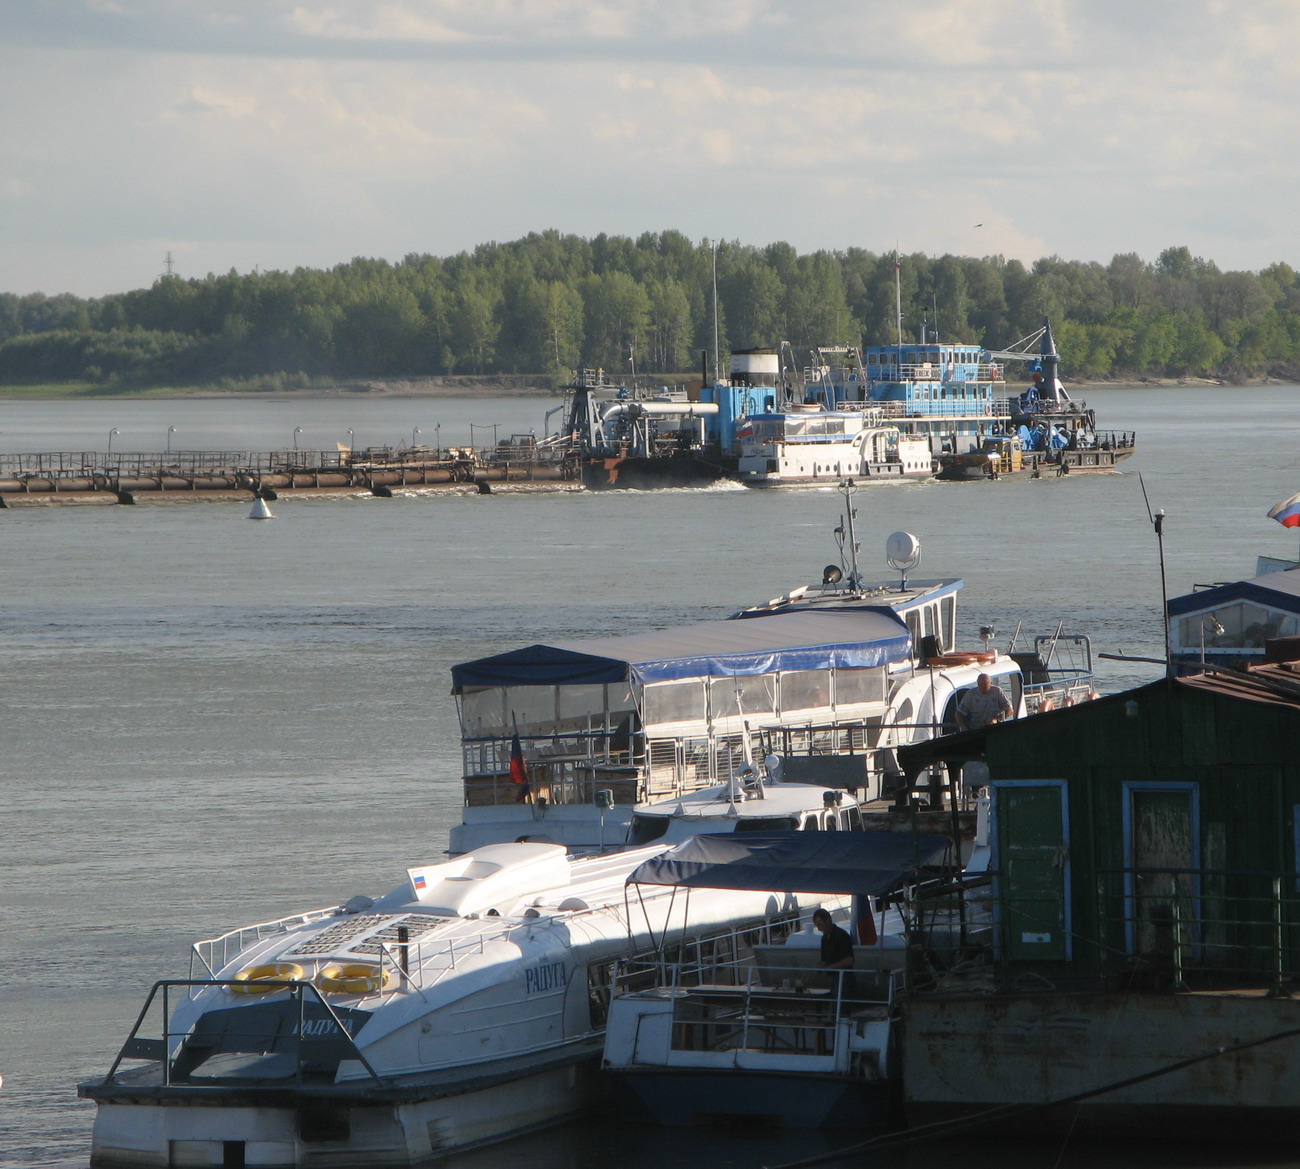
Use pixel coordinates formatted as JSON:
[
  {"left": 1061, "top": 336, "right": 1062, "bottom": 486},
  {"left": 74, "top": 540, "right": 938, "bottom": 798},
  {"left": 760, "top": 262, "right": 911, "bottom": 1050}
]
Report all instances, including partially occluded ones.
[{"left": 812, "top": 908, "right": 853, "bottom": 970}]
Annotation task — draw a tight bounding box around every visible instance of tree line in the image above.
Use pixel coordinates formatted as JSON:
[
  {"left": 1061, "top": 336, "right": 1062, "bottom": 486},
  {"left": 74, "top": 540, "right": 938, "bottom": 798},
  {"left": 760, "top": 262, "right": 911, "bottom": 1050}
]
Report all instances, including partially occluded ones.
[{"left": 2, "top": 231, "right": 1298, "bottom": 389}]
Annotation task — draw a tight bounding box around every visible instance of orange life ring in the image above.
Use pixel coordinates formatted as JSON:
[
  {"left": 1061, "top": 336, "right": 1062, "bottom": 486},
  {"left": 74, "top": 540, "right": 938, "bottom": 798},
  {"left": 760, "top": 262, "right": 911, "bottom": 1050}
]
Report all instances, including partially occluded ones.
[{"left": 926, "top": 651, "right": 996, "bottom": 667}]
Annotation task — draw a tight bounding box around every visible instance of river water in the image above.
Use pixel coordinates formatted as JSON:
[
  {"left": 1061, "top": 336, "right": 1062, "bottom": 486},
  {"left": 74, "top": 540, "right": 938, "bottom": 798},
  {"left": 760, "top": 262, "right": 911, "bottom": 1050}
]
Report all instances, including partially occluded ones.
[{"left": 2, "top": 385, "right": 1299, "bottom": 1169}]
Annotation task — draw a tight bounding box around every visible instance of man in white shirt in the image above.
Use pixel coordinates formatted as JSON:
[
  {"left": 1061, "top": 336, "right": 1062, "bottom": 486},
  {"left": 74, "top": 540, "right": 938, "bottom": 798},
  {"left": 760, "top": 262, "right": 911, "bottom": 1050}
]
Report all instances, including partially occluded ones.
[{"left": 957, "top": 673, "right": 1012, "bottom": 731}]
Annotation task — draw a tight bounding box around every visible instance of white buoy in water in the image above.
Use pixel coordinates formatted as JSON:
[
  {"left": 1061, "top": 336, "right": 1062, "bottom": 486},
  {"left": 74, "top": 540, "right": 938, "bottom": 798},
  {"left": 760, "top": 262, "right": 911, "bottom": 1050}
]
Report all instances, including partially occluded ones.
[{"left": 248, "top": 496, "right": 275, "bottom": 520}]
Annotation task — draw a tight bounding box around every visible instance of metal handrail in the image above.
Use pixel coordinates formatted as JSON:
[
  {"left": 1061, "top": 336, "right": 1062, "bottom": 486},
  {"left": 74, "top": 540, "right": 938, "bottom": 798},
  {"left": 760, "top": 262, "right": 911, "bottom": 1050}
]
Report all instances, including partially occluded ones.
[
  {"left": 191, "top": 906, "right": 341, "bottom": 979},
  {"left": 99, "top": 978, "right": 388, "bottom": 1088}
]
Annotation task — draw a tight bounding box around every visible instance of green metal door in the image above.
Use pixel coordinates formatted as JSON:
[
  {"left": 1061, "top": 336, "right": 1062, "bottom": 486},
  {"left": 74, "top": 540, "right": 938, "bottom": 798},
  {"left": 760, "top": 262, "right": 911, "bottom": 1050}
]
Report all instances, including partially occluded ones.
[
  {"left": 995, "top": 782, "right": 1069, "bottom": 961},
  {"left": 1126, "top": 785, "right": 1197, "bottom": 957}
]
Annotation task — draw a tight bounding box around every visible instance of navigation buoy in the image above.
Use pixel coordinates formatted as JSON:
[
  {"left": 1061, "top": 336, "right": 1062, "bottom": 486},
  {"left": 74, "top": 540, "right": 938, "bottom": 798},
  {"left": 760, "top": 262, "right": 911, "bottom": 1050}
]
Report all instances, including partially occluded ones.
[{"left": 248, "top": 497, "right": 274, "bottom": 520}]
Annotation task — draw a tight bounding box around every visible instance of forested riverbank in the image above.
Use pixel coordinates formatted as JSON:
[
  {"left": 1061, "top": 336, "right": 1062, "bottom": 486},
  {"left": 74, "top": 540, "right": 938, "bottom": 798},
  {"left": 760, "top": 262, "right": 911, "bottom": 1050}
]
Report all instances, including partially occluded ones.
[{"left": 3, "top": 231, "right": 1298, "bottom": 393}]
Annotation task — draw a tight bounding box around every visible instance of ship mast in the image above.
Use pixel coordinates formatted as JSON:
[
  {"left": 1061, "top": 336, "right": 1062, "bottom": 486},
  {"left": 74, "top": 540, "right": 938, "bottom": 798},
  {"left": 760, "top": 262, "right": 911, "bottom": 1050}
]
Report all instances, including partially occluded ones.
[{"left": 894, "top": 251, "right": 904, "bottom": 352}]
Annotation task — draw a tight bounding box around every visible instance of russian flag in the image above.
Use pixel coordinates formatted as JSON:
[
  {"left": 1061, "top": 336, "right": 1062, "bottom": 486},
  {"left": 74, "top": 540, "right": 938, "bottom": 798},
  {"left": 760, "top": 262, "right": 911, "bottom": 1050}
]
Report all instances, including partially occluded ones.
[
  {"left": 509, "top": 732, "right": 529, "bottom": 786},
  {"left": 1268, "top": 492, "right": 1300, "bottom": 528}
]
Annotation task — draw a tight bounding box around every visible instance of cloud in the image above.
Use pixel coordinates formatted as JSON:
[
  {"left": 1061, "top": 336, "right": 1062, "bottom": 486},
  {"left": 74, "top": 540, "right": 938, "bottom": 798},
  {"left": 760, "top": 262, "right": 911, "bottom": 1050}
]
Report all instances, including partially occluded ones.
[
  {"left": 1, "top": 176, "right": 37, "bottom": 199},
  {"left": 2, "top": 1, "right": 1300, "bottom": 295}
]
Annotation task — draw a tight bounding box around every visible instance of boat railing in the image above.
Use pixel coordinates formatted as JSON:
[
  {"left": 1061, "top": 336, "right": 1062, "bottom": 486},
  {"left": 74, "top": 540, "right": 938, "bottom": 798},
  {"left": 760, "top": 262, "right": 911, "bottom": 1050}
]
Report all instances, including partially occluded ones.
[
  {"left": 860, "top": 363, "right": 1008, "bottom": 385},
  {"left": 94, "top": 978, "right": 388, "bottom": 1090},
  {"left": 613, "top": 957, "right": 899, "bottom": 1062},
  {"left": 191, "top": 906, "right": 343, "bottom": 980},
  {"left": 461, "top": 729, "right": 648, "bottom": 806},
  {"left": 1022, "top": 674, "right": 1098, "bottom": 713}
]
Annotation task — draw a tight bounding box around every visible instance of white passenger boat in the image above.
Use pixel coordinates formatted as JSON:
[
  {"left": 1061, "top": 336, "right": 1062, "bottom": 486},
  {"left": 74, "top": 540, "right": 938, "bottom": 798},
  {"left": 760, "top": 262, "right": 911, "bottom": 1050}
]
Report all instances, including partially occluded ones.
[
  {"left": 451, "top": 484, "right": 1095, "bottom": 854},
  {"left": 79, "top": 785, "right": 871, "bottom": 1168}
]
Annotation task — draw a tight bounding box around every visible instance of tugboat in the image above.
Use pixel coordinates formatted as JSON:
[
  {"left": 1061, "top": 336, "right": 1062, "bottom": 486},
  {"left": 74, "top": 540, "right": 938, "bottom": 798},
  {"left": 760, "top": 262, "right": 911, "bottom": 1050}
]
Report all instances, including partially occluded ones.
[{"left": 935, "top": 320, "right": 1136, "bottom": 480}]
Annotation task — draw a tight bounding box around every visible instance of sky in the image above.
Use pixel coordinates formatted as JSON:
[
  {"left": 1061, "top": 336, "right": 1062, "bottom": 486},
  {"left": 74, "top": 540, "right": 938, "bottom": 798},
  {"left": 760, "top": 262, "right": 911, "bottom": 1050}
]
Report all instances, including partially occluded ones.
[{"left": 2, "top": 0, "right": 1298, "bottom": 298}]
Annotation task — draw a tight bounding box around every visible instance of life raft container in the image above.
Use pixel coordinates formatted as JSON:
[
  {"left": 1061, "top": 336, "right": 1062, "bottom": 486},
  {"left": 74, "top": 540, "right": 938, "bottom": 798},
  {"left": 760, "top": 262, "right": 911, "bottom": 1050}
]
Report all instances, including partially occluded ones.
[
  {"left": 230, "top": 962, "right": 306, "bottom": 994},
  {"left": 926, "top": 651, "right": 996, "bottom": 667},
  {"left": 315, "top": 962, "right": 392, "bottom": 996}
]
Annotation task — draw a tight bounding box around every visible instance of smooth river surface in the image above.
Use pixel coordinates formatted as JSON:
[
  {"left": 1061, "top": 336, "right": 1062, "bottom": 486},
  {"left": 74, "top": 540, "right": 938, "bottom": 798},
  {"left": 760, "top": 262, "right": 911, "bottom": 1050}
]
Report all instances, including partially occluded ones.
[{"left": 2, "top": 385, "right": 1298, "bottom": 1169}]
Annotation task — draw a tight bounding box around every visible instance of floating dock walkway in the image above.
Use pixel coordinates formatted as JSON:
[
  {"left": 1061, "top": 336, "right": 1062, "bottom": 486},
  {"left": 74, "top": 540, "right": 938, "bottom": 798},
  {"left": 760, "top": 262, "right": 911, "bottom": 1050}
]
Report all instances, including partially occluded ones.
[{"left": 0, "top": 442, "right": 580, "bottom": 507}]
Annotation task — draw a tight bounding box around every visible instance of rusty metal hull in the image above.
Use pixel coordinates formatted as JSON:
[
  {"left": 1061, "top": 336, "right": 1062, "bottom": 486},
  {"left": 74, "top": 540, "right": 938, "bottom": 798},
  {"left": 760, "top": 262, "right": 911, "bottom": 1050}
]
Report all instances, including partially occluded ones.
[{"left": 901, "top": 991, "right": 1300, "bottom": 1142}]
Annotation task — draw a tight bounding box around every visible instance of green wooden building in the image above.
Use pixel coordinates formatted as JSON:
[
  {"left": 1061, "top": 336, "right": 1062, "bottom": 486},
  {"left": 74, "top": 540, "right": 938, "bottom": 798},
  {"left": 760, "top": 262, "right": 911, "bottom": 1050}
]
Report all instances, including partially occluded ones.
[{"left": 898, "top": 663, "right": 1300, "bottom": 988}]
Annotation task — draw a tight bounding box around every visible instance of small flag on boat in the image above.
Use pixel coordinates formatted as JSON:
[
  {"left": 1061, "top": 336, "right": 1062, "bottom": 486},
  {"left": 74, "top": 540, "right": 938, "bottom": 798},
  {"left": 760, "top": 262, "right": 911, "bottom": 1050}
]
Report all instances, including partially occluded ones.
[
  {"left": 1267, "top": 492, "right": 1300, "bottom": 528},
  {"left": 509, "top": 732, "right": 529, "bottom": 786},
  {"left": 413, "top": 873, "right": 426, "bottom": 891}
]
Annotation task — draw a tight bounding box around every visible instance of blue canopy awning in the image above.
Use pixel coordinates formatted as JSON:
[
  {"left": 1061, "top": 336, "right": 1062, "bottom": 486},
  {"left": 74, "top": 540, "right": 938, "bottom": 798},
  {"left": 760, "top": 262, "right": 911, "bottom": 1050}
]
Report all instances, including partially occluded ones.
[
  {"left": 626, "top": 830, "right": 951, "bottom": 895},
  {"left": 451, "top": 609, "right": 911, "bottom": 691}
]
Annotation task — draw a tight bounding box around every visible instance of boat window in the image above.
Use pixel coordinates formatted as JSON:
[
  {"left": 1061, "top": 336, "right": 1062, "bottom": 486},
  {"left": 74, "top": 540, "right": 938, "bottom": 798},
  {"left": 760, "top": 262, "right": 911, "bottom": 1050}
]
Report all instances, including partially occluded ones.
[
  {"left": 628, "top": 815, "right": 671, "bottom": 845},
  {"left": 709, "top": 674, "right": 777, "bottom": 722},
  {"left": 642, "top": 680, "right": 707, "bottom": 727},
  {"left": 1176, "top": 602, "right": 1298, "bottom": 651},
  {"left": 843, "top": 806, "right": 862, "bottom": 831},
  {"left": 905, "top": 610, "right": 920, "bottom": 650},
  {"left": 556, "top": 684, "right": 618, "bottom": 727},
  {"left": 941, "top": 596, "right": 956, "bottom": 653},
  {"left": 458, "top": 686, "right": 504, "bottom": 736},
  {"left": 823, "top": 813, "right": 838, "bottom": 831},
  {"left": 734, "top": 816, "right": 799, "bottom": 833},
  {"left": 1000, "top": 671, "right": 1024, "bottom": 711},
  {"left": 802, "top": 815, "right": 821, "bottom": 831},
  {"left": 504, "top": 685, "right": 558, "bottom": 734},
  {"left": 780, "top": 669, "right": 833, "bottom": 715},
  {"left": 834, "top": 666, "right": 887, "bottom": 708}
]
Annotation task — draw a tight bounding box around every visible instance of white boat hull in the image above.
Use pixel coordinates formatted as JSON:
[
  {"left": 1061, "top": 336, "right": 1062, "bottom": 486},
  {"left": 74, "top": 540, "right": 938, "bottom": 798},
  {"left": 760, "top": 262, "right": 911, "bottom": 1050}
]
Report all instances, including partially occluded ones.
[{"left": 90, "top": 1055, "right": 606, "bottom": 1168}]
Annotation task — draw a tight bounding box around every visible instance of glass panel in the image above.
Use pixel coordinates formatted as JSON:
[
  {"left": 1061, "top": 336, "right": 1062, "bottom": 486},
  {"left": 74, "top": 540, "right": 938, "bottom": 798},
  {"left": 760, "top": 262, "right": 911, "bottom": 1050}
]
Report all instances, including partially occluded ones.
[
  {"left": 709, "top": 674, "right": 777, "bottom": 721},
  {"left": 734, "top": 817, "right": 799, "bottom": 833},
  {"left": 643, "top": 680, "right": 707, "bottom": 726},
  {"left": 459, "top": 687, "right": 505, "bottom": 736},
  {"left": 503, "top": 686, "right": 557, "bottom": 734},
  {"left": 834, "top": 667, "right": 884, "bottom": 707},
  {"left": 781, "top": 669, "right": 833, "bottom": 714},
  {"left": 1178, "top": 602, "right": 1300, "bottom": 650},
  {"left": 556, "top": 684, "right": 609, "bottom": 725}
]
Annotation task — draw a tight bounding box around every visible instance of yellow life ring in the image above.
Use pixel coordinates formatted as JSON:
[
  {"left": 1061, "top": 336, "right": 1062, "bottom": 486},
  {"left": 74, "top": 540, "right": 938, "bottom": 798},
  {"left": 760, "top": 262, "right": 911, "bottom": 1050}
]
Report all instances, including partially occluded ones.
[
  {"left": 230, "top": 962, "right": 305, "bottom": 994},
  {"left": 315, "top": 962, "right": 392, "bottom": 996}
]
